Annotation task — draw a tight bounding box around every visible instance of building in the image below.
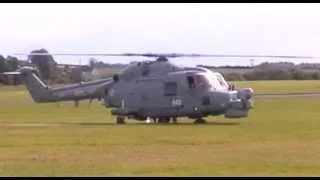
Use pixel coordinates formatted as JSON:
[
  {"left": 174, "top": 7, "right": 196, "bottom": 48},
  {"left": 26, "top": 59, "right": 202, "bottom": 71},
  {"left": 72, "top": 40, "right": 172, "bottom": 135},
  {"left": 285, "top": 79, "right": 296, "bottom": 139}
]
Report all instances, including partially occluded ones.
[{"left": 0, "top": 72, "right": 22, "bottom": 85}]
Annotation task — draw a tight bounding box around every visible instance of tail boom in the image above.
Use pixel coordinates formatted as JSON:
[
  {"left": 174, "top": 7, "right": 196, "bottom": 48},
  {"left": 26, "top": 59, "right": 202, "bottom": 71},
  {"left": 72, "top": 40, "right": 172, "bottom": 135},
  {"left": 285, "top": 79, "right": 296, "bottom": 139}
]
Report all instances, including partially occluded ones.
[{"left": 18, "top": 67, "right": 112, "bottom": 103}]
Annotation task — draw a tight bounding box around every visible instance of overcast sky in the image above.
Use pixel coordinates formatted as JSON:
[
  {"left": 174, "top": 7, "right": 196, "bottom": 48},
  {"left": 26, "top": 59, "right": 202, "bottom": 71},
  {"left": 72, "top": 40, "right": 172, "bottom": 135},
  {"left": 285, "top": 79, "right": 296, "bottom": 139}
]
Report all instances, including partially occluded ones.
[{"left": 1, "top": 3, "right": 320, "bottom": 66}]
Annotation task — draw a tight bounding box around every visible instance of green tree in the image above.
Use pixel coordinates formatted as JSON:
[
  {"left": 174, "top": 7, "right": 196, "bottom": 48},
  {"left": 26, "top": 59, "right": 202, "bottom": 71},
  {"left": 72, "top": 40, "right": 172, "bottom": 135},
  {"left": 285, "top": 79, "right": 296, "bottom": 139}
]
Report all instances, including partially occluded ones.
[
  {"left": 28, "top": 48, "right": 57, "bottom": 83},
  {"left": 6, "top": 56, "right": 19, "bottom": 71},
  {"left": 0, "top": 55, "right": 10, "bottom": 72}
]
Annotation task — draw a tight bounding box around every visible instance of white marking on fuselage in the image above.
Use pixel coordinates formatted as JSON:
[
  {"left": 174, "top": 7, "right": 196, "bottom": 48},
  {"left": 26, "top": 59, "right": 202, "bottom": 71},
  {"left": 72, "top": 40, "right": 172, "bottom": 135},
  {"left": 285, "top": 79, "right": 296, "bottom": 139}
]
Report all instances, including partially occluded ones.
[
  {"left": 121, "top": 99, "right": 125, "bottom": 109},
  {"left": 32, "top": 73, "right": 48, "bottom": 88},
  {"left": 109, "top": 88, "right": 115, "bottom": 97}
]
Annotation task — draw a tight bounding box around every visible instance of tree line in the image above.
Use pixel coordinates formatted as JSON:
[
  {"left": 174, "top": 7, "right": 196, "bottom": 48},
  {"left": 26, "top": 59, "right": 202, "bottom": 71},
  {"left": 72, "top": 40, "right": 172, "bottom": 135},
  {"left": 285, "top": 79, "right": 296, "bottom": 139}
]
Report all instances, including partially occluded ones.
[
  {"left": 0, "top": 48, "right": 91, "bottom": 85},
  {"left": 203, "top": 62, "right": 320, "bottom": 81}
]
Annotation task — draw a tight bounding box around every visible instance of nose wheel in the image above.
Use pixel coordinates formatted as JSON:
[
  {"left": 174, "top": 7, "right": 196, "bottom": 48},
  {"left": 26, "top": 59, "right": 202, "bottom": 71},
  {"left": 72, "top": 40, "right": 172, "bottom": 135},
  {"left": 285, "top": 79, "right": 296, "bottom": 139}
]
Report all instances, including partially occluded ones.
[
  {"left": 158, "top": 117, "right": 170, "bottom": 124},
  {"left": 194, "top": 118, "right": 207, "bottom": 124},
  {"left": 172, "top": 117, "right": 178, "bottom": 124},
  {"left": 151, "top": 117, "right": 157, "bottom": 124},
  {"left": 116, "top": 116, "right": 126, "bottom": 124}
]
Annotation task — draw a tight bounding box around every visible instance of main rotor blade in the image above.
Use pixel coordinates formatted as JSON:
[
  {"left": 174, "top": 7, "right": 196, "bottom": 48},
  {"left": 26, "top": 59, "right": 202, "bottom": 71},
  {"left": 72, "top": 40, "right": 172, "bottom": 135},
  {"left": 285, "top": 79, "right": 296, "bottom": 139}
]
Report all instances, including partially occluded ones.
[
  {"left": 179, "top": 54, "right": 318, "bottom": 59},
  {"left": 13, "top": 52, "right": 320, "bottom": 59},
  {"left": 13, "top": 53, "right": 133, "bottom": 57},
  {"left": 13, "top": 52, "right": 184, "bottom": 58}
]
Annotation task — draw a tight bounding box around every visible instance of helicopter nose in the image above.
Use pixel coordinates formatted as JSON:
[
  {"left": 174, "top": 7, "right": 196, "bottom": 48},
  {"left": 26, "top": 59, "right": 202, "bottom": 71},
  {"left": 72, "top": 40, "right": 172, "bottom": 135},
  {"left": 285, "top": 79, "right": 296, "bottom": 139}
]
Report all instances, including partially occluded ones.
[
  {"left": 237, "top": 88, "right": 254, "bottom": 109},
  {"left": 237, "top": 88, "right": 254, "bottom": 100},
  {"left": 224, "top": 88, "right": 254, "bottom": 118}
]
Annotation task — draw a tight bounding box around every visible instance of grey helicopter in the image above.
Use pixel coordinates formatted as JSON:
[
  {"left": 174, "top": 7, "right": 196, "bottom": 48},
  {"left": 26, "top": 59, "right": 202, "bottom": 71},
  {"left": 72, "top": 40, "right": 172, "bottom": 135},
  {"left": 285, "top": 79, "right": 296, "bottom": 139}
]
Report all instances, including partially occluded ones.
[{"left": 7, "top": 52, "right": 316, "bottom": 124}]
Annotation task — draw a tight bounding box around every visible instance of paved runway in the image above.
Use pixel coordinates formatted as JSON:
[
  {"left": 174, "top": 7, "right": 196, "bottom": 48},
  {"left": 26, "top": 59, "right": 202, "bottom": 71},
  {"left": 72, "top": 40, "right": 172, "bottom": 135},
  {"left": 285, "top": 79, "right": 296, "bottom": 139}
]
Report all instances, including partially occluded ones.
[{"left": 254, "top": 92, "right": 320, "bottom": 99}]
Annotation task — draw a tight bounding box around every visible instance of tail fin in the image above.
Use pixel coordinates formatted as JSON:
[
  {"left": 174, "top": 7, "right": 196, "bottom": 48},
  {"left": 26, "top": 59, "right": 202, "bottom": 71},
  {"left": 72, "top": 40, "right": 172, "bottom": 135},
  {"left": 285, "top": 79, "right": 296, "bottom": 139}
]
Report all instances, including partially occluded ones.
[{"left": 18, "top": 67, "right": 53, "bottom": 102}]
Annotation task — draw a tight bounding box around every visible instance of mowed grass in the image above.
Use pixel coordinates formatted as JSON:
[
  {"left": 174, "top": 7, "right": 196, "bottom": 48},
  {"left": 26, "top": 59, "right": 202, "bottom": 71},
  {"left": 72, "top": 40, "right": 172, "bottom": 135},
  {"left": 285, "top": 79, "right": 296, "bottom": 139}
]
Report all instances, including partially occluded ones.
[
  {"left": 231, "top": 80, "right": 320, "bottom": 94},
  {"left": 0, "top": 84, "right": 320, "bottom": 176}
]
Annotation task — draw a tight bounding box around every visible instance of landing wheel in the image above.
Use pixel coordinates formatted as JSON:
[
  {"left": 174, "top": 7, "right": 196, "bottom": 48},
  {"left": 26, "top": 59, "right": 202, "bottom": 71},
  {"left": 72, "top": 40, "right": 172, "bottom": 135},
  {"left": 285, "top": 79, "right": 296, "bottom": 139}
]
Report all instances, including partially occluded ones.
[
  {"left": 194, "top": 118, "right": 207, "bottom": 124},
  {"left": 152, "top": 117, "right": 157, "bottom": 124},
  {"left": 74, "top": 100, "right": 79, "bottom": 108},
  {"left": 116, "top": 116, "right": 126, "bottom": 124},
  {"left": 158, "top": 117, "right": 170, "bottom": 124},
  {"left": 172, "top": 117, "right": 178, "bottom": 124}
]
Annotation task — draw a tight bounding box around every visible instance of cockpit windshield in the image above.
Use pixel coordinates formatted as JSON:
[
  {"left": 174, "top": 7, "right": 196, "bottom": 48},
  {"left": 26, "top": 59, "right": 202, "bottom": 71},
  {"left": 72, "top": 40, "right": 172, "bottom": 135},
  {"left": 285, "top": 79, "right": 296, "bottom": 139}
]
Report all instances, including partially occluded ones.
[
  {"left": 200, "top": 72, "right": 229, "bottom": 91},
  {"left": 216, "top": 73, "right": 229, "bottom": 87}
]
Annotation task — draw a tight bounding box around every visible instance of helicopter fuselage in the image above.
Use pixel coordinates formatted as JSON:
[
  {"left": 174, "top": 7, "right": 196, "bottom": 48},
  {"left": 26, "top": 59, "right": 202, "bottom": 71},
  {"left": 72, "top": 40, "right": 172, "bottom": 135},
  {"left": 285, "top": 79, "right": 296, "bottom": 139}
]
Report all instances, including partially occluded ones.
[
  {"left": 104, "top": 67, "right": 253, "bottom": 121},
  {"left": 12, "top": 54, "right": 254, "bottom": 124}
]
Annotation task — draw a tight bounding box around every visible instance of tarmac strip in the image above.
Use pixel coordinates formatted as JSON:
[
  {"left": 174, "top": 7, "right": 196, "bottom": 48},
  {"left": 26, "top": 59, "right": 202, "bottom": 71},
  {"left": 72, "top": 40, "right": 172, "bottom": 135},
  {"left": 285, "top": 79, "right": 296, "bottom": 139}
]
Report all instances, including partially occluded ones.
[{"left": 255, "top": 92, "right": 320, "bottom": 99}]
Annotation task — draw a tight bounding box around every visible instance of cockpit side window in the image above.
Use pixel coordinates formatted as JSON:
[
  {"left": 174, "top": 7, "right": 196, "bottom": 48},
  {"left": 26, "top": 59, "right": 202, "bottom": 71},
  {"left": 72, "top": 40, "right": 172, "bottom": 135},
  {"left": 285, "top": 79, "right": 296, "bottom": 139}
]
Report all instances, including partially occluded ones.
[
  {"left": 187, "top": 74, "right": 211, "bottom": 89},
  {"left": 187, "top": 76, "right": 195, "bottom": 89}
]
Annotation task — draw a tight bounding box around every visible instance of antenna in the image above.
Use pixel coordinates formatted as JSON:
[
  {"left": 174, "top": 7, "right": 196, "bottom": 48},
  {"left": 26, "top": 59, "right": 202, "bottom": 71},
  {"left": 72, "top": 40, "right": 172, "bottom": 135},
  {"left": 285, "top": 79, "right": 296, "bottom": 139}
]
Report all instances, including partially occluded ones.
[{"left": 250, "top": 59, "right": 255, "bottom": 67}]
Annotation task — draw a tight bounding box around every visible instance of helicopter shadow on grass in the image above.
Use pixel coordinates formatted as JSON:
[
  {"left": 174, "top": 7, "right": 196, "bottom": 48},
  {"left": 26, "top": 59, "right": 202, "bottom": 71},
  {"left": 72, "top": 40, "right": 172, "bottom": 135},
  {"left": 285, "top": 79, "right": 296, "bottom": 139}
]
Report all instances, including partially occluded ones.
[{"left": 58, "top": 121, "right": 241, "bottom": 126}]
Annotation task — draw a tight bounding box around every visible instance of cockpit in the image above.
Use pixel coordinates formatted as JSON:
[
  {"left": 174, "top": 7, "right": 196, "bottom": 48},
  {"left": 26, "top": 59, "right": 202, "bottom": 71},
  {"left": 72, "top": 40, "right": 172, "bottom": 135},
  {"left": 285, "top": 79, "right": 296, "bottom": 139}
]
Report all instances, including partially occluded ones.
[
  {"left": 195, "top": 71, "right": 230, "bottom": 92},
  {"left": 213, "top": 72, "right": 229, "bottom": 90},
  {"left": 185, "top": 71, "right": 229, "bottom": 92}
]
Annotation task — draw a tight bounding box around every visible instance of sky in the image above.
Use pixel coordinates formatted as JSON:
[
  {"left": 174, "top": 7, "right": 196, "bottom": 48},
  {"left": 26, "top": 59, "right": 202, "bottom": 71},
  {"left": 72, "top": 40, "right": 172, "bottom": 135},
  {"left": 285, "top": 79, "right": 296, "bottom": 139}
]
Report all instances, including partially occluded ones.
[{"left": 1, "top": 3, "right": 320, "bottom": 67}]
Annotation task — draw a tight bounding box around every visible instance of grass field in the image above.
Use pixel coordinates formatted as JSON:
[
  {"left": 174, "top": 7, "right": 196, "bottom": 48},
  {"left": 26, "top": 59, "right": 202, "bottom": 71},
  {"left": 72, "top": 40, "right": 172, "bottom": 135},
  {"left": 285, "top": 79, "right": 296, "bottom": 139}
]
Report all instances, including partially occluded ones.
[
  {"left": 0, "top": 81, "right": 320, "bottom": 176},
  {"left": 230, "top": 80, "right": 320, "bottom": 94}
]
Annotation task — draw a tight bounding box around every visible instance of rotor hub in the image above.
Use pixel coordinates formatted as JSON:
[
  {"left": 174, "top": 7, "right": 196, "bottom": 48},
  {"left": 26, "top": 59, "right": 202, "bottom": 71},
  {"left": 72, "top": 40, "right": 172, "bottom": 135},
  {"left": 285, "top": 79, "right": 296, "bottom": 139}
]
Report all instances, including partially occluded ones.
[{"left": 156, "top": 56, "right": 168, "bottom": 62}]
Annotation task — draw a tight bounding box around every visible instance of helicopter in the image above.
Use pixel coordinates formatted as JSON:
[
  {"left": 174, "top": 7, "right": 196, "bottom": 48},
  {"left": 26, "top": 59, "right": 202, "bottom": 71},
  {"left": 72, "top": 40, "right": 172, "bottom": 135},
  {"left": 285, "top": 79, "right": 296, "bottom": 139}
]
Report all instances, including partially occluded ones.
[{"left": 7, "top": 52, "right": 318, "bottom": 124}]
